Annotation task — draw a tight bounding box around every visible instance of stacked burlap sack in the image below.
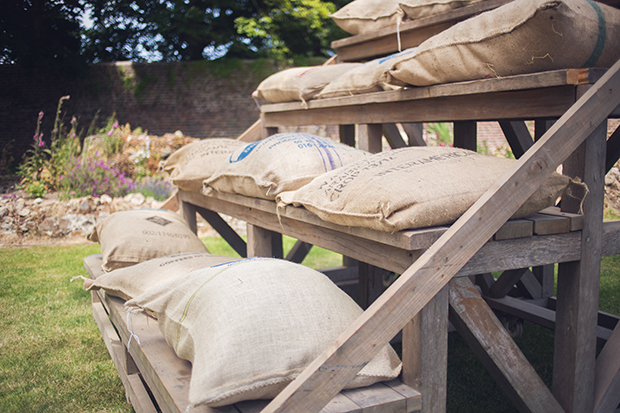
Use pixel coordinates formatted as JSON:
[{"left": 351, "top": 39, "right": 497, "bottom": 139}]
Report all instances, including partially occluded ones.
[
  {"left": 251, "top": 0, "right": 620, "bottom": 104},
  {"left": 84, "top": 208, "right": 401, "bottom": 409}
]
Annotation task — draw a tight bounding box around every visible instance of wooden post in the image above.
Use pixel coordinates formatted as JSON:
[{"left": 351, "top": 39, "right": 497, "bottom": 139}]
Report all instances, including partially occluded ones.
[
  {"left": 261, "top": 60, "right": 620, "bottom": 413},
  {"left": 402, "top": 286, "right": 448, "bottom": 413},
  {"left": 247, "top": 224, "right": 283, "bottom": 258},
  {"left": 180, "top": 200, "right": 198, "bottom": 234},
  {"left": 453, "top": 120, "right": 477, "bottom": 151},
  {"left": 553, "top": 114, "right": 607, "bottom": 412},
  {"left": 402, "top": 123, "right": 426, "bottom": 146},
  {"left": 339, "top": 124, "right": 356, "bottom": 147},
  {"left": 358, "top": 124, "right": 383, "bottom": 154}
]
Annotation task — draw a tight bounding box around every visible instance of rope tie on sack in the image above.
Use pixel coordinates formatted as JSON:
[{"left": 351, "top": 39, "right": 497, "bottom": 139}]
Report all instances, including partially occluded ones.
[{"left": 126, "top": 310, "right": 142, "bottom": 350}]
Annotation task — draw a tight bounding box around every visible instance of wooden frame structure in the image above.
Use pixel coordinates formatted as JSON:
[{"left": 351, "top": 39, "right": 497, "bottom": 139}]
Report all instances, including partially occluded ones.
[
  {"left": 176, "top": 62, "right": 620, "bottom": 413},
  {"left": 88, "top": 0, "right": 620, "bottom": 410}
]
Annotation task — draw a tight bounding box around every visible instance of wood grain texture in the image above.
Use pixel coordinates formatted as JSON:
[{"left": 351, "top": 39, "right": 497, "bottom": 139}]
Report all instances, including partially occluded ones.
[
  {"left": 448, "top": 277, "right": 563, "bottom": 413},
  {"left": 594, "top": 322, "right": 620, "bottom": 413},
  {"left": 260, "top": 59, "right": 620, "bottom": 413}
]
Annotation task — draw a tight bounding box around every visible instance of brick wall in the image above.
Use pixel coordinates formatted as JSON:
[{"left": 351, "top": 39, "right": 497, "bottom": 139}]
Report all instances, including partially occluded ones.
[{"left": 0, "top": 59, "right": 278, "bottom": 170}]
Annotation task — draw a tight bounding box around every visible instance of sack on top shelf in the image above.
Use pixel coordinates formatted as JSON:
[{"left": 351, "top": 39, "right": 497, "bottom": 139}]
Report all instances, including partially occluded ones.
[
  {"left": 252, "top": 64, "right": 362, "bottom": 104},
  {"left": 203, "top": 133, "right": 369, "bottom": 200},
  {"left": 125, "top": 258, "right": 402, "bottom": 407},
  {"left": 383, "top": 0, "right": 620, "bottom": 87},
  {"left": 316, "top": 48, "right": 416, "bottom": 99},
  {"left": 87, "top": 209, "right": 209, "bottom": 272},
  {"left": 277, "top": 146, "right": 578, "bottom": 233},
  {"left": 330, "top": 0, "right": 405, "bottom": 35},
  {"left": 399, "top": 0, "right": 483, "bottom": 20},
  {"left": 163, "top": 138, "right": 246, "bottom": 193}
]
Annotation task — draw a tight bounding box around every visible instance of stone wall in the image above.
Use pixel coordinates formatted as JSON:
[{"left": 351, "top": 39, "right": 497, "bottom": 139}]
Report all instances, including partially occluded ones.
[{"left": 0, "top": 59, "right": 278, "bottom": 170}]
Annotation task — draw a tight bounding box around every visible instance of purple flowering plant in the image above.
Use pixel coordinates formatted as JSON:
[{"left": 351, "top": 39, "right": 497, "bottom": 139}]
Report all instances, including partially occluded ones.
[{"left": 59, "top": 156, "right": 135, "bottom": 200}]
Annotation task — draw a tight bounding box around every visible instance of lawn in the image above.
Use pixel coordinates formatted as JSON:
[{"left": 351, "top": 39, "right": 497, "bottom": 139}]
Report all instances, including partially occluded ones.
[{"left": 0, "top": 237, "right": 618, "bottom": 412}]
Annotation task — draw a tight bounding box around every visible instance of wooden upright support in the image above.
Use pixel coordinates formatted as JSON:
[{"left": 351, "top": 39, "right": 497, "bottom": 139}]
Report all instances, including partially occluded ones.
[{"left": 261, "top": 59, "right": 620, "bottom": 413}]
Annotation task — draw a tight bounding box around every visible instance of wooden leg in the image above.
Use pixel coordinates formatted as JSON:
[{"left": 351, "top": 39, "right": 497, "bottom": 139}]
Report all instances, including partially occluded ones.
[
  {"left": 402, "top": 123, "right": 425, "bottom": 146},
  {"left": 180, "top": 200, "right": 197, "bottom": 234},
  {"left": 453, "top": 121, "right": 477, "bottom": 151},
  {"left": 553, "top": 119, "right": 607, "bottom": 412},
  {"left": 606, "top": 122, "right": 620, "bottom": 173},
  {"left": 339, "top": 124, "right": 355, "bottom": 147},
  {"left": 499, "top": 120, "right": 533, "bottom": 159},
  {"left": 358, "top": 124, "right": 383, "bottom": 153},
  {"left": 594, "top": 321, "right": 620, "bottom": 413},
  {"left": 383, "top": 124, "right": 408, "bottom": 149},
  {"left": 401, "top": 286, "right": 448, "bottom": 413},
  {"left": 246, "top": 224, "right": 282, "bottom": 258},
  {"left": 358, "top": 263, "right": 390, "bottom": 309},
  {"left": 449, "top": 277, "right": 563, "bottom": 413}
]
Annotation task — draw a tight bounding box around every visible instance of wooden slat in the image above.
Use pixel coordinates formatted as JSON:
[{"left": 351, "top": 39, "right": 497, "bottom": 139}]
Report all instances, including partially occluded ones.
[
  {"left": 237, "top": 119, "right": 262, "bottom": 143},
  {"left": 538, "top": 207, "right": 584, "bottom": 232},
  {"left": 606, "top": 123, "right": 620, "bottom": 173},
  {"left": 594, "top": 322, "right": 620, "bottom": 413},
  {"left": 341, "top": 383, "right": 407, "bottom": 413},
  {"left": 484, "top": 295, "right": 614, "bottom": 348},
  {"left": 262, "top": 70, "right": 583, "bottom": 114},
  {"left": 91, "top": 300, "right": 158, "bottom": 413},
  {"left": 526, "top": 213, "right": 571, "bottom": 235},
  {"left": 448, "top": 277, "right": 564, "bottom": 413},
  {"left": 384, "top": 380, "right": 422, "bottom": 413},
  {"left": 493, "top": 219, "right": 533, "bottom": 240},
  {"left": 488, "top": 268, "right": 528, "bottom": 298},
  {"left": 194, "top": 206, "right": 247, "bottom": 257},
  {"left": 285, "top": 240, "right": 313, "bottom": 263},
  {"left": 402, "top": 287, "right": 449, "bottom": 413},
  {"left": 499, "top": 120, "right": 533, "bottom": 159},
  {"left": 261, "top": 58, "right": 620, "bottom": 413}
]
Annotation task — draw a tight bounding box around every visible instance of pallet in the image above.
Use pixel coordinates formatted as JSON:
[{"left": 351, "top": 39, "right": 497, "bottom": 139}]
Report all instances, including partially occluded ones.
[{"left": 85, "top": 254, "right": 422, "bottom": 413}]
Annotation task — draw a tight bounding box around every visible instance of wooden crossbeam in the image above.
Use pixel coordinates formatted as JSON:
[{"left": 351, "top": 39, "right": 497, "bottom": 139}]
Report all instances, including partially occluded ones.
[
  {"left": 448, "top": 277, "right": 563, "bottom": 413},
  {"left": 261, "top": 59, "right": 620, "bottom": 413}
]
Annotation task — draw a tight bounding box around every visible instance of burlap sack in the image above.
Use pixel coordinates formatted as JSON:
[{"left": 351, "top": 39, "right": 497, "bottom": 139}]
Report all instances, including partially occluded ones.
[
  {"left": 126, "top": 258, "right": 402, "bottom": 407},
  {"left": 203, "top": 133, "right": 369, "bottom": 199},
  {"left": 163, "top": 138, "right": 246, "bottom": 193},
  {"left": 252, "top": 64, "right": 362, "bottom": 104},
  {"left": 87, "top": 209, "right": 209, "bottom": 272},
  {"left": 316, "top": 49, "right": 417, "bottom": 99},
  {"left": 399, "top": 0, "right": 481, "bottom": 20},
  {"left": 384, "top": 0, "right": 620, "bottom": 86},
  {"left": 277, "top": 147, "right": 575, "bottom": 232},
  {"left": 84, "top": 252, "right": 236, "bottom": 301},
  {"left": 331, "top": 0, "right": 405, "bottom": 35}
]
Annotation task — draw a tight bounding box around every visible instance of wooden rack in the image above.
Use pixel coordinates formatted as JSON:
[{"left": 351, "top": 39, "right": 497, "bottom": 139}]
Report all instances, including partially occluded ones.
[{"left": 177, "top": 63, "right": 620, "bottom": 413}]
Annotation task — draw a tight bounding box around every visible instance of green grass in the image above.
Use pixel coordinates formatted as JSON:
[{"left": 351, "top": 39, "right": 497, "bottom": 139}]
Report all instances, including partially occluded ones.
[{"left": 0, "top": 238, "right": 617, "bottom": 412}]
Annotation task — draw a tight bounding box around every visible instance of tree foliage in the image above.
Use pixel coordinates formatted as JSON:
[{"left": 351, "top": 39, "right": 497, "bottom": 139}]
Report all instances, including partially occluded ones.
[
  {"left": 0, "top": 0, "right": 86, "bottom": 74},
  {"left": 1, "top": 0, "right": 351, "bottom": 67}
]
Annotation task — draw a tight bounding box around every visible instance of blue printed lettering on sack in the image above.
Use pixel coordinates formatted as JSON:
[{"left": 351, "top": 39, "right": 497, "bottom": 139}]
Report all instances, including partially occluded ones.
[{"left": 229, "top": 141, "right": 260, "bottom": 163}]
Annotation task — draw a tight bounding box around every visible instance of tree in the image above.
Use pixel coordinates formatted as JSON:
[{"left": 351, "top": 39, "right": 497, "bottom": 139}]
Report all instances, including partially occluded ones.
[
  {"left": 82, "top": 0, "right": 351, "bottom": 62},
  {"left": 0, "top": 0, "right": 87, "bottom": 74}
]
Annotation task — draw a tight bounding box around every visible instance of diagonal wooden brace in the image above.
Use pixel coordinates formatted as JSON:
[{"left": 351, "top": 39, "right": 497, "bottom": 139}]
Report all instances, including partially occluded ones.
[{"left": 261, "top": 59, "right": 620, "bottom": 413}]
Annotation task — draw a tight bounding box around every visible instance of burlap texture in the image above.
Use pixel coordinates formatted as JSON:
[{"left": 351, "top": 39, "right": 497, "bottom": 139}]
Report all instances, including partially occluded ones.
[
  {"left": 203, "top": 133, "right": 369, "bottom": 199},
  {"left": 252, "top": 64, "right": 362, "bottom": 104},
  {"left": 87, "top": 209, "right": 209, "bottom": 272},
  {"left": 163, "top": 138, "right": 246, "bottom": 193},
  {"left": 399, "top": 0, "right": 481, "bottom": 20},
  {"left": 331, "top": 0, "right": 405, "bottom": 35},
  {"left": 85, "top": 252, "right": 236, "bottom": 301},
  {"left": 384, "top": 0, "right": 620, "bottom": 86},
  {"left": 277, "top": 147, "right": 574, "bottom": 232},
  {"left": 316, "top": 49, "right": 416, "bottom": 99},
  {"left": 126, "top": 258, "right": 402, "bottom": 407}
]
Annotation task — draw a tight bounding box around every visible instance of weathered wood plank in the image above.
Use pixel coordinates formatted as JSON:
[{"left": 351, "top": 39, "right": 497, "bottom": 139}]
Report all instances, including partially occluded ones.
[
  {"left": 237, "top": 119, "right": 262, "bottom": 143},
  {"left": 448, "top": 277, "right": 564, "bottom": 413},
  {"left": 499, "top": 120, "right": 533, "bottom": 159},
  {"left": 606, "top": 123, "right": 620, "bottom": 173},
  {"left": 553, "top": 117, "right": 608, "bottom": 412},
  {"left": 453, "top": 121, "right": 477, "bottom": 150},
  {"left": 262, "top": 87, "right": 578, "bottom": 127},
  {"left": 359, "top": 124, "right": 383, "bottom": 153},
  {"left": 526, "top": 213, "right": 571, "bottom": 235},
  {"left": 247, "top": 224, "right": 283, "bottom": 259},
  {"left": 92, "top": 300, "right": 158, "bottom": 413},
  {"left": 594, "top": 321, "right": 620, "bottom": 413},
  {"left": 260, "top": 58, "right": 620, "bottom": 413},
  {"left": 493, "top": 219, "right": 533, "bottom": 240},
  {"left": 383, "top": 124, "right": 408, "bottom": 149},
  {"left": 341, "top": 382, "right": 406, "bottom": 413},
  {"left": 285, "top": 240, "right": 313, "bottom": 263},
  {"left": 488, "top": 268, "right": 528, "bottom": 298},
  {"left": 195, "top": 206, "right": 247, "bottom": 257},
  {"left": 538, "top": 207, "right": 584, "bottom": 232},
  {"left": 401, "top": 287, "right": 448, "bottom": 413}
]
